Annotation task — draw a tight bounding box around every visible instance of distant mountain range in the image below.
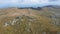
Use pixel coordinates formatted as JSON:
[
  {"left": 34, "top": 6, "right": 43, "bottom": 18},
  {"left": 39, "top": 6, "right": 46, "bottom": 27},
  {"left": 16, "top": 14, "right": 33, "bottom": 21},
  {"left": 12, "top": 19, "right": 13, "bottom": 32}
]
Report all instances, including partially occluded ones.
[
  {"left": 0, "top": 5, "right": 60, "bottom": 10},
  {"left": 17, "top": 5, "right": 60, "bottom": 10},
  {"left": 43, "top": 5, "right": 60, "bottom": 9}
]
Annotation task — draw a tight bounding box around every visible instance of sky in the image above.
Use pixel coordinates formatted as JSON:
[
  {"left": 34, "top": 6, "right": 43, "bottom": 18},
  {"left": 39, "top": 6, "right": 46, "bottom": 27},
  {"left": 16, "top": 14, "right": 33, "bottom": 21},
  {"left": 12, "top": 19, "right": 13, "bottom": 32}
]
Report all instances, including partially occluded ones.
[{"left": 0, "top": 0, "right": 60, "bottom": 8}]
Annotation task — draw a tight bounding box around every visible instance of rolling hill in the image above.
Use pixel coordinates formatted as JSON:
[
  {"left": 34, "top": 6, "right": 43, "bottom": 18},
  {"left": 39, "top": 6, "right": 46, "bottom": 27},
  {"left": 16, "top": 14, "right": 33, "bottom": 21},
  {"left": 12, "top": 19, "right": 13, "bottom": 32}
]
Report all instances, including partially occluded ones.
[{"left": 0, "top": 6, "right": 60, "bottom": 34}]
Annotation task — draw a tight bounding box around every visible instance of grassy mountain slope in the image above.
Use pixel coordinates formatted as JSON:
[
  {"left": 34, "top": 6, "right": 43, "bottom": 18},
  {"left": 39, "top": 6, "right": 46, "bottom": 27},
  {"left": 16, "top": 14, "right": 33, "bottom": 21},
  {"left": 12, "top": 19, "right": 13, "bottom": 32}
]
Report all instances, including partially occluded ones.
[{"left": 0, "top": 7, "right": 60, "bottom": 34}]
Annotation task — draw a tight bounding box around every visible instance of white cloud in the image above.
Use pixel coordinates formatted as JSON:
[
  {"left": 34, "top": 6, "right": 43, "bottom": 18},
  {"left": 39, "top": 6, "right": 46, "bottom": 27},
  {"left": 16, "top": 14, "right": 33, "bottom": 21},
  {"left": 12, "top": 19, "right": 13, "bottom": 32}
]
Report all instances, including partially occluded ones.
[
  {"left": 11, "top": 0, "right": 18, "bottom": 3},
  {"left": 0, "top": 0, "right": 60, "bottom": 8},
  {"left": 0, "top": 0, "right": 54, "bottom": 6},
  {"left": 0, "top": 0, "right": 58, "bottom": 4},
  {"left": 0, "top": 0, "right": 10, "bottom": 4},
  {"left": 35, "top": 0, "right": 48, "bottom": 3},
  {"left": 40, "top": 0, "right": 49, "bottom": 3},
  {"left": 0, "top": 0, "right": 19, "bottom": 4},
  {"left": 21, "top": 0, "right": 49, "bottom": 4}
]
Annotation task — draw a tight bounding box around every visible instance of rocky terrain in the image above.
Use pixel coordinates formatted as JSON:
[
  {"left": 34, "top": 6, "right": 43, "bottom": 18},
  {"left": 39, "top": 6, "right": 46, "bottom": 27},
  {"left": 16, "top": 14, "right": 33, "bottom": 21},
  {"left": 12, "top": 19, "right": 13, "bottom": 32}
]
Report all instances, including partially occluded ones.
[{"left": 0, "top": 5, "right": 60, "bottom": 34}]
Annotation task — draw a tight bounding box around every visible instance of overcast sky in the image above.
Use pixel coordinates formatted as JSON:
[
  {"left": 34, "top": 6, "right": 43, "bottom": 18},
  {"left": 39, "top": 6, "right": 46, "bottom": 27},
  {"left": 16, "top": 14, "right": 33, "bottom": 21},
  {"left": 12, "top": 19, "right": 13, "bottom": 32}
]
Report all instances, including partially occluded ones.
[{"left": 0, "top": 0, "right": 59, "bottom": 8}]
